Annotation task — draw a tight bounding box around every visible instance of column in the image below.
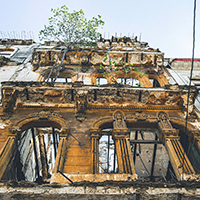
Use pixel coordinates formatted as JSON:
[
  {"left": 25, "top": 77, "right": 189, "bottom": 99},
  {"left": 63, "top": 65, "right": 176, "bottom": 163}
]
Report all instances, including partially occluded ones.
[
  {"left": 157, "top": 111, "right": 195, "bottom": 180},
  {"left": 53, "top": 129, "right": 69, "bottom": 173},
  {"left": 165, "top": 135, "right": 195, "bottom": 181},
  {"left": 0, "top": 131, "right": 18, "bottom": 180},
  {"left": 112, "top": 130, "right": 136, "bottom": 174},
  {"left": 38, "top": 131, "right": 48, "bottom": 178},
  {"left": 90, "top": 130, "right": 101, "bottom": 174}
]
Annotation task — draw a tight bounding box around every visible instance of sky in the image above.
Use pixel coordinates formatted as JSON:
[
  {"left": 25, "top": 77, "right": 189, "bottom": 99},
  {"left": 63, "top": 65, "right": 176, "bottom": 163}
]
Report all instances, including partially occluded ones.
[{"left": 0, "top": 0, "right": 199, "bottom": 58}]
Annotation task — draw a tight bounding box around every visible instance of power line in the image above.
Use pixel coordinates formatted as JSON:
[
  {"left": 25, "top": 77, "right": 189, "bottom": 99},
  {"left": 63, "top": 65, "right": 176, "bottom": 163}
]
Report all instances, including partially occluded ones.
[
  {"left": 185, "top": 0, "right": 196, "bottom": 135},
  {"left": 183, "top": 0, "right": 196, "bottom": 175}
]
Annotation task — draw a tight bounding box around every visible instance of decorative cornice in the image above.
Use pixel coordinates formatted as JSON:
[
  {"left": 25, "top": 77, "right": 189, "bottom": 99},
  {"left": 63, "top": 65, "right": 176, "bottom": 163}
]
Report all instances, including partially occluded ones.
[{"left": 88, "top": 105, "right": 181, "bottom": 110}]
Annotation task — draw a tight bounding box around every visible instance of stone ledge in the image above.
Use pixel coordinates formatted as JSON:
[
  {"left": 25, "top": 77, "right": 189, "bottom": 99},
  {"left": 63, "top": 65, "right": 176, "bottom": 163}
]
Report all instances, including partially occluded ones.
[
  {"left": 0, "top": 182, "right": 200, "bottom": 199},
  {"left": 51, "top": 173, "right": 138, "bottom": 184}
]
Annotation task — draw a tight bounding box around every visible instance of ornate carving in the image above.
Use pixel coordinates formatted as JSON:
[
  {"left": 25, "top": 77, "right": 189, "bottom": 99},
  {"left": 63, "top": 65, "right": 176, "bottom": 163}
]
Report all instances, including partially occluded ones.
[
  {"left": 118, "top": 89, "right": 139, "bottom": 103},
  {"left": 134, "top": 112, "right": 148, "bottom": 121},
  {"left": 38, "top": 110, "right": 50, "bottom": 120},
  {"left": 140, "top": 90, "right": 151, "bottom": 104},
  {"left": 23, "top": 111, "right": 65, "bottom": 122},
  {"left": 63, "top": 89, "right": 73, "bottom": 103},
  {"left": 157, "top": 111, "right": 172, "bottom": 129},
  {"left": 75, "top": 90, "right": 88, "bottom": 122},
  {"left": 161, "top": 129, "right": 179, "bottom": 137},
  {"left": 90, "top": 132, "right": 101, "bottom": 139},
  {"left": 157, "top": 111, "right": 179, "bottom": 141},
  {"left": 32, "top": 52, "right": 39, "bottom": 71},
  {"left": 8, "top": 125, "right": 21, "bottom": 135},
  {"left": 96, "top": 89, "right": 117, "bottom": 103},
  {"left": 2, "top": 88, "right": 18, "bottom": 113},
  {"left": 88, "top": 90, "right": 95, "bottom": 103},
  {"left": 113, "top": 110, "right": 127, "bottom": 129},
  {"left": 81, "top": 55, "right": 89, "bottom": 65}
]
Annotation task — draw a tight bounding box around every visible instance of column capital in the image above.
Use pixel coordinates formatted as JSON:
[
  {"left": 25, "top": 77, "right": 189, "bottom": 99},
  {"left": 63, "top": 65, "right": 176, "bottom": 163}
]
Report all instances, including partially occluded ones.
[
  {"left": 112, "top": 129, "right": 130, "bottom": 140},
  {"left": 160, "top": 129, "right": 179, "bottom": 142},
  {"left": 7, "top": 126, "right": 21, "bottom": 138},
  {"left": 90, "top": 129, "right": 101, "bottom": 139},
  {"left": 59, "top": 128, "right": 70, "bottom": 138},
  {"left": 165, "top": 136, "right": 180, "bottom": 142}
]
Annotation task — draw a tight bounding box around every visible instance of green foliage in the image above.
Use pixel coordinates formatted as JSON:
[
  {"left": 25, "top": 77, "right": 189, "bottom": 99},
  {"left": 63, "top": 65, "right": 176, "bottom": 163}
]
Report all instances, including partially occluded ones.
[
  {"left": 102, "top": 72, "right": 107, "bottom": 77},
  {"left": 136, "top": 83, "right": 141, "bottom": 87},
  {"left": 39, "top": 5, "right": 105, "bottom": 48},
  {"left": 99, "top": 54, "right": 145, "bottom": 86}
]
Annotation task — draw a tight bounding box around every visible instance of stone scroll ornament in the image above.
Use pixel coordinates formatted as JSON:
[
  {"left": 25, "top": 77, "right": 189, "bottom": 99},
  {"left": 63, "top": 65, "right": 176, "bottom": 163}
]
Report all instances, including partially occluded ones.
[{"left": 113, "top": 110, "right": 127, "bottom": 129}]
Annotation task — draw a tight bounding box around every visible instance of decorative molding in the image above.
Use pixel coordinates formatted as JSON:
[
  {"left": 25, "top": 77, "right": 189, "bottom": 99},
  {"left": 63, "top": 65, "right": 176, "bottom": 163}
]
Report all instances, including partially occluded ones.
[
  {"left": 133, "top": 112, "right": 148, "bottom": 121},
  {"left": 88, "top": 105, "right": 181, "bottom": 110},
  {"left": 75, "top": 90, "right": 88, "bottom": 122},
  {"left": 2, "top": 88, "right": 18, "bottom": 113},
  {"left": 15, "top": 110, "right": 69, "bottom": 133},
  {"left": 157, "top": 111, "right": 179, "bottom": 142},
  {"left": 113, "top": 110, "right": 127, "bottom": 129}
]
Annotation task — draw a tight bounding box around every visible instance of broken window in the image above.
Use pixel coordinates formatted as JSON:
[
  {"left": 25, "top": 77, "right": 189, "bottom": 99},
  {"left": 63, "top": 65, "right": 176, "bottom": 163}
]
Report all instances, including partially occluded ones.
[
  {"left": 130, "top": 130, "right": 170, "bottom": 181},
  {"left": 7, "top": 127, "right": 60, "bottom": 182},
  {"left": 99, "top": 134, "right": 117, "bottom": 173}
]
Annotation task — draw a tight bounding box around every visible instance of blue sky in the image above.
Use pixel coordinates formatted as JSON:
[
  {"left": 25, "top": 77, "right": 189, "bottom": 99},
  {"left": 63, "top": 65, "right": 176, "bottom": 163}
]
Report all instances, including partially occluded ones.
[{"left": 0, "top": 0, "right": 199, "bottom": 58}]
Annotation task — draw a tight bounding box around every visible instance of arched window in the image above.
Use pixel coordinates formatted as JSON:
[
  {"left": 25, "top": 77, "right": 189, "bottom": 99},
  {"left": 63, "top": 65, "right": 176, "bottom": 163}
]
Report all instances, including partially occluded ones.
[
  {"left": 148, "top": 75, "right": 161, "bottom": 87},
  {"left": 16, "top": 127, "right": 60, "bottom": 182},
  {"left": 91, "top": 111, "right": 136, "bottom": 175},
  {"left": 2, "top": 126, "right": 61, "bottom": 183},
  {"left": 149, "top": 78, "right": 161, "bottom": 87},
  {"left": 99, "top": 131, "right": 118, "bottom": 174},
  {"left": 116, "top": 71, "right": 141, "bottom": 87}
]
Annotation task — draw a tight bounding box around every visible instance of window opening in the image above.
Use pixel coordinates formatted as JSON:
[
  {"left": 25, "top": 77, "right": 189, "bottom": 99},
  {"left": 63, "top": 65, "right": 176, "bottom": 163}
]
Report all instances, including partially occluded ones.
[
  {"left": 117, "top": 78, "right": 140, "bottom": 86},
  {"left": 187, "top": 144, "right": 200, "bottom": 174},
  {"left": 48, "top": 51, "right": 51, "bottom": 60},
  {"left": 13, "top": 127, "right": 60, "bottom": 182},
  {"left": 179, "top": 129, "right": 200, "bottom": 174},
  {"left": 141, "top": 53, "right": 143, "bottom": 61},
  {"left": 96, "top": 78, "right": 107, "bottom": 85},
  {"left": 99, "top": 132, "right": 117, "bottom": 173},
  {"left": 130, "top": 130, "right": 170, "bottom": 181},
  {"left": 52, "top": 78, "right": 71, "bottom": 83},
  {"left": 149, "top": 78, "right": 161, "bottom": 87}
]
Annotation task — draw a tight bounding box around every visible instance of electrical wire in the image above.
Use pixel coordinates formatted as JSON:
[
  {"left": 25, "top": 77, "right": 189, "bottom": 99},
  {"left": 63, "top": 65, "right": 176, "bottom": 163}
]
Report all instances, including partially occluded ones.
[
  {"left": 183, "top": 0, "right": 196, "bottom": 175},
  {"left": 185, "top": 0, "right": 196, "bottom": 133}
]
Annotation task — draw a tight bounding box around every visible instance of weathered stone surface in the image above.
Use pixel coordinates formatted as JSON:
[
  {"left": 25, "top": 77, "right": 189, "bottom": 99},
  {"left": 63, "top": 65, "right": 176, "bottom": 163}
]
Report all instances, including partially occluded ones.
[
  {"left": 0, "top": 36, "right": 200, "bottom": 198},
  {"left": 0, "top": 181, "right": 200, "bottom": 199}
]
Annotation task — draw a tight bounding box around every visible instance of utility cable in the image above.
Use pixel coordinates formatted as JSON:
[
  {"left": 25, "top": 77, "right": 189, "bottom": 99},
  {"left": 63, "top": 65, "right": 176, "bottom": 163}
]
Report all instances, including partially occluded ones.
[
  {"left": 185, "top": 0, "right": 196, "bottom": 132},
  {"left": 183, "top": 0, "right": 196, "bottom": 175}
]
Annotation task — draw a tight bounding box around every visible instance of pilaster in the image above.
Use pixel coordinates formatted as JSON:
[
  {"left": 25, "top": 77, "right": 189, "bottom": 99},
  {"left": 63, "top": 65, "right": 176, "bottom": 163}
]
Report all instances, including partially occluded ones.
[{"left": 53, "top": 128, "right": 69, "bottom": 173}]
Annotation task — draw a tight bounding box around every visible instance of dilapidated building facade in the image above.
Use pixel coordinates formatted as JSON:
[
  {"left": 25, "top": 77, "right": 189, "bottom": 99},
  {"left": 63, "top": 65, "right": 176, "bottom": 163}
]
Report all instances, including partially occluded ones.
[{"left": 0, "top": 36, "right": 200, "bottom": 199}]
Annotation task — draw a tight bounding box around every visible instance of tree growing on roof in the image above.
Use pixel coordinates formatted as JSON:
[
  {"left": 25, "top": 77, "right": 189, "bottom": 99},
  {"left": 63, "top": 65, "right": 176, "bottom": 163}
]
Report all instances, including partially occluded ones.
[
  {"left": 39, "top": 5, "right": 104, "bottom": 82},
  {"left": 39, "top": 5, "right": 104, "bottom": 48}
]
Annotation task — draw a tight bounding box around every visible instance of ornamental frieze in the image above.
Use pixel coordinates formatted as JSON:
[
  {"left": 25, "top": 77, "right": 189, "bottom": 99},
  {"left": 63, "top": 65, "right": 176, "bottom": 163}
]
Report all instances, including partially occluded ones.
[{"left": 1, "top": 82, "right": 197, "bottom": 115}]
